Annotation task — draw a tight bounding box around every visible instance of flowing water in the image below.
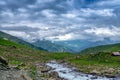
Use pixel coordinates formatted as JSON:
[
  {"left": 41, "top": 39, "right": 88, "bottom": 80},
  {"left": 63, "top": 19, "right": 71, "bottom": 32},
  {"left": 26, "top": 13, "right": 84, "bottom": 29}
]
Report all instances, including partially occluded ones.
[{"left": 47, "top": 61, "right": 119, "bottom": 80}]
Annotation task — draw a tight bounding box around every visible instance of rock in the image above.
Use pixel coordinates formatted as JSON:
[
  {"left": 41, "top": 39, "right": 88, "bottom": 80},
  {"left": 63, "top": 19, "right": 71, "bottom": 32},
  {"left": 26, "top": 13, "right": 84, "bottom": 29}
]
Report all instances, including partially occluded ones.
[
  {"left": 59, "top": 70, "right": 66, "bottom": 74},
  {"left": 10, "top": 46, "right": 17, "bottom": 49},
  {"left": 38, "top": 65, "right": 52, "bottom": 73},
  {"left": 90, "top": 76, "right": 98, "bottom": 79},
  {"left": 49, "top": 71, "right": 59, "bottom": 78},
  {"left": 48, "top": 77, "right": 56, "bottom": 80},
  {"left": 103, "top": 68, "right": 115, "bottom": 75},
  {"left": 90, "top": 69, "right": 100, "bottom": 75},
  {"left": 75, "top": 56, "right": 80, "bottom": 59},
  {"left": 0, "top": 70, "right": 32, "bottom": 80},
  {"left": 0, "top": 56, "right": 8, "bottom": 65},
  {"left": 58, "top": 60, "right": 65, "bottom": 63},
  {"left": 105, "top": 74, "right": 115, "bottom": 78}
]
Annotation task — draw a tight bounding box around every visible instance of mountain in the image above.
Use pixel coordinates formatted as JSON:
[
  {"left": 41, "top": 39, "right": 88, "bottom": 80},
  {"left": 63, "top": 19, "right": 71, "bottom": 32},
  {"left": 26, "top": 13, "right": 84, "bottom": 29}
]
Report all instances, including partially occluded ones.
[
  {"left": 0, "top": 31, "right": 45, "bottom": 51},
  {"left": 0, "top": 31, "right": 72, "bottom": 52},
  {"left": 32, "top": 39, "right": 73, "bottom": 52},
  {"left": 79, "top": 43, "right": 120, "bottom": 54},
  {"left": 55, "top": 40, "right": 92, "bottom": 52},
  {"left": 54, "top": 39, "right": 120, "bottom": 52}
]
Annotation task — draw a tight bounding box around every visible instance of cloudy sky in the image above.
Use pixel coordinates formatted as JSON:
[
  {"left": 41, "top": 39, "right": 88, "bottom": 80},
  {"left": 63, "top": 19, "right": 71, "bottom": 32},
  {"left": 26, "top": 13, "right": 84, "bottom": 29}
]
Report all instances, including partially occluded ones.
[{"left": 0, "top": 0, "right": 120, "bottom": 42}]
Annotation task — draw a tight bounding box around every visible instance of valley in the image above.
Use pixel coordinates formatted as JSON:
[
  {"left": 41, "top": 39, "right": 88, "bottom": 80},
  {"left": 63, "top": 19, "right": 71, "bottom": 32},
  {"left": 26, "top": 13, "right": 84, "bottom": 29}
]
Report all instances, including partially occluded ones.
[
  {"left": 0, "top": 31, "right": 120, "bottom": 80},
  {"left": 0, "top": 0, "right": 120, "bottom": 80}
]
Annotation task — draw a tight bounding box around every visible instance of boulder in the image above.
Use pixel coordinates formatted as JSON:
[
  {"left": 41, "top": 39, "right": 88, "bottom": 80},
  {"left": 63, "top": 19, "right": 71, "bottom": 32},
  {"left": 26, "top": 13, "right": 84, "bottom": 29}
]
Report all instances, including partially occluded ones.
[
  {"left": 75, "top": 56, "right": 80, "bottom": 59},
  {"left": 90, "top": 69, "right": 100, "bottom": 75},
  {"left": 49, "top": 71, "right": 59, "bottom": 78},
  {"left": 38, "top": 66, "right": 52, "bottom": 73},
  {"left": 0, "top": 56, "right": 8, "bottom": 65}
]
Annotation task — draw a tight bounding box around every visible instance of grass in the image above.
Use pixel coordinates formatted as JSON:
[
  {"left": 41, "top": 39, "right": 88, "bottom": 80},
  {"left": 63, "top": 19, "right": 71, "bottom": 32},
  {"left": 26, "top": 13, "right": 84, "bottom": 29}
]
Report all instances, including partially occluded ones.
[
  {"left": 68, "top": 52, "right": 120, "bottom": 76},
  {"left": 1, "top": 38, "right": 120, "bottom": 78},
  {"left": 80, "top": 43, "right": 120, "bottom": 54},
  {"left": 0, "top": 38, "right": 73, "bottom": 79}
]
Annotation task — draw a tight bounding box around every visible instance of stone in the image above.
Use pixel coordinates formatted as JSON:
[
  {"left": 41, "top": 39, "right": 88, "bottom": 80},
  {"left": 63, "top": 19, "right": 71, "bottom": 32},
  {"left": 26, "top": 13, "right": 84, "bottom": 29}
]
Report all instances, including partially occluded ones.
[
  {"left": 75, "top": 56, "right": 80, "bottom": 59},
  {"left": 59, "top": 70, "right": 66, "bottom": 74},
  {"left": 49, "top": 71, "right": 59, "bottom": 78},
  {"left": 38, "top": 66, "right": 52, "bottom": 73},
  {"left": 0, "top": 56, "right": 8, "bottom": 65},
  {"left": 90, "top": 76, "right": 98, "bottom": 79},
  {"left": 90, "top": 69, "right": 100, "bottom": 75}
]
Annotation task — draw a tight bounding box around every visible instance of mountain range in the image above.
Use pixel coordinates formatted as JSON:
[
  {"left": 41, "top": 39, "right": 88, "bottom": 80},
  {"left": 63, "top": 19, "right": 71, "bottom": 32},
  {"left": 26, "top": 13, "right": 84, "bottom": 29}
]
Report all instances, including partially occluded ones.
[
  {"left": 0, "top": 31, "right": 72, "bottom": 52},
  {"left": 1, "top": 31, "right": 120, "bottom": 53},
  {"left": 55, "top": 38, "right": 120, "bottom": 52},
  {"left": 31, "top": 39, "right": 73, "bottom": 52}
]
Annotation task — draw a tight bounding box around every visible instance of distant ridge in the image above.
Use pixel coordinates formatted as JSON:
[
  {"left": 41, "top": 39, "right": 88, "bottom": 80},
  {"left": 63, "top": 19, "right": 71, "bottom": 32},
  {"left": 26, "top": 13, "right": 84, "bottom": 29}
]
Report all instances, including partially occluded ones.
[
  {"left": 32, "top": 39, "right": 73, "bottom": 52},
  {"left": 79, "top": 43, "right": 120, "bottom": 54}
]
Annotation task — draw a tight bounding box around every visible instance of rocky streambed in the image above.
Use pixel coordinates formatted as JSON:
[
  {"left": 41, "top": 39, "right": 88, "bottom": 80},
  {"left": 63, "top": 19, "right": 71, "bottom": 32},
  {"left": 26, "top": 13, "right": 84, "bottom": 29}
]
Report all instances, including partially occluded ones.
[
  {"left": 0, "top": 64, "right": 32, "bottom": 80},
  {"left": 0, "top": 56, "right": 33, "bottom": 80},
  {"left": 46, "top": 61, "right": 120, "bottom": 80},
  {"left": 0, "top": 59, "right": 120, "bottom": 80}
]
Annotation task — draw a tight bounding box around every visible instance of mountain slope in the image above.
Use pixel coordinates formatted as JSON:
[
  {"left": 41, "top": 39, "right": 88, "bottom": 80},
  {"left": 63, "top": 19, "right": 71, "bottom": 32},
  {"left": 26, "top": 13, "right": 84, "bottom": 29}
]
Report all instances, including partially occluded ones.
[
  {"left": 0, "top": 38, "right": 73, "bottom": 79},
  {"left": 32, "top": 40, "right": 73, "bottom": 52},
  {"left": 55, "top": 39, "right": 120, "bottom": 52},
  {"left": 79, "top": 43, "right": 120, "bottom": 54},
  {"left": 0, "top": 31, "right": 45, "bottom": 50}
]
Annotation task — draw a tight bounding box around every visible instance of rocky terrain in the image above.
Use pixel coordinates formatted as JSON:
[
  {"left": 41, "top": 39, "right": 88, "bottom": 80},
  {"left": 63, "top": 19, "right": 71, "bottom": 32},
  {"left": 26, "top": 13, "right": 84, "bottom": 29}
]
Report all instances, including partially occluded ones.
[
  {"left": 0, "top": 56, "right": 65, "bottom": 80},
  {"left": 0, "top": 57, "right": 32, "bottom": 80}
]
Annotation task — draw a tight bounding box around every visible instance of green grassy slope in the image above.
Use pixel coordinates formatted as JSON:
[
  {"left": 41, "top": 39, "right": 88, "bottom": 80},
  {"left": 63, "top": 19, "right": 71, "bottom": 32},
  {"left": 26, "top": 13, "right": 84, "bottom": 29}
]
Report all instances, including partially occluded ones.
[
  {"left": 0, "top": 38, "right": 73, "bottom": 64},
  {"left": 0, "top": 31, "right": 45, "bottom": 50},
  {"left": 79, "top": 43, "right": 120, "bottom": 54}
]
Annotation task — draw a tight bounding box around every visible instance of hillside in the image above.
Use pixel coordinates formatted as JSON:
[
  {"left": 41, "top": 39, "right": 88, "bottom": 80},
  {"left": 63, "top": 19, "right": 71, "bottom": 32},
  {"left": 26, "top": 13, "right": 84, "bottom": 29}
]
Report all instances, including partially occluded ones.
[
  {"left": 0, "top": 38, "right": 73, "bottom": 79},
  {"left": 54, "top": 38, "right": 118, "bottom": 52},
  {"left": 0, "top": 31, "right": 45, "bottom": 51},
  {"left": 79, "top": 43, "right": 120, "bottom": 54}
]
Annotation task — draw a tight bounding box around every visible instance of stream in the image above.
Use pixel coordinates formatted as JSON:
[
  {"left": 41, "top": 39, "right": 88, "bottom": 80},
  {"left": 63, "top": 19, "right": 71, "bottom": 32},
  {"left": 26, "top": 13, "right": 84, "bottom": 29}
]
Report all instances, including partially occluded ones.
[{"left": 47, "top": 61, "right": 120, "bottom": 80}]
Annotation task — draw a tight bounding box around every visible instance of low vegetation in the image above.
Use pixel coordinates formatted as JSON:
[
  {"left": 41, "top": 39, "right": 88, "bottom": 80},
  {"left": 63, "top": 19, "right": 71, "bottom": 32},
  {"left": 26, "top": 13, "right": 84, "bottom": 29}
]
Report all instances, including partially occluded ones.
[
  {"left": 1, "top": 38, "right": 120, "bottom": 79},
  {"left": 80, "top": 43, "right": 120, "bottom": 54},
  {"left": 68, "top": 52, "right": 120, "bottom": 77},
  {"left": 0, "top": 38, "right": 73, "bottom": 79}
]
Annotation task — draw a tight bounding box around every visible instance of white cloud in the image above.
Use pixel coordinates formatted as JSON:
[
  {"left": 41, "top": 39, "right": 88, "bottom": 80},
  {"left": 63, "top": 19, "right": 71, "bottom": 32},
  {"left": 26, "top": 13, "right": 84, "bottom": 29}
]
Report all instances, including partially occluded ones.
[
  {"left": 18, "top": 8, "right": 27, "bottom": 13},
  {"left": 62, "top": 13, "right": 77, "bottom": 18},
  {"left": 2, "top": 31, "right": 34, "bottom": 42},
  {"left": 80, "top": 8, "right": 116, "bottom": 17},
  {"left": 0, "top": 0, "right": 6, "bottom": 5},
  {"left": 47, "top": 33, "right": 74, "bottom": 41},
  {"left": 84, "top": 26, "right": 120, "bottom": 41},
  {"left": 0, "top": 9, "right": 30, "bottom": 21},
  {"left": 36, "top": 0, "right": 55, "bottom": 3},
  {"left": 61, "top": 8, "right": 115, "bottom": 20},
  {"left": 1, "top": 10, "right": 14, "bottom": 18},
  {"left": 41, "top": 9, "right": 56, "bottom": 18},
  {"left": 96, "top": 0, "right": 120, "bottom": 7}
]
